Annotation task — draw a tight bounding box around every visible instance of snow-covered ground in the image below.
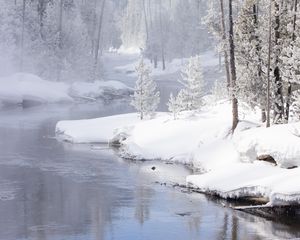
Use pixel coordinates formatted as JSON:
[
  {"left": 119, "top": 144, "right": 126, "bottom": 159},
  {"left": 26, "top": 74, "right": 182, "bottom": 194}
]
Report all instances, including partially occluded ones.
[
  {"left": 114, "top": 50, "right": 219, "bottom": 78},
  {"left": 55, "top": 100, "right": 300, "bottom": 206},
  {"left": 0, "top": 73, "right": 72, "bottom": 106},
  {"left": 0, "top": 73, "right": 132, "bottom": 107}
]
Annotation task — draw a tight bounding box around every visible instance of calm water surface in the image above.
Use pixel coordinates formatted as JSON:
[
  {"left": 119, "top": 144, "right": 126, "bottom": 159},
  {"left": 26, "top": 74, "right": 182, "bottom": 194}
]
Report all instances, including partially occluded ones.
[{"left": 0, "top": 102, "right": 300, "bottom": 240}]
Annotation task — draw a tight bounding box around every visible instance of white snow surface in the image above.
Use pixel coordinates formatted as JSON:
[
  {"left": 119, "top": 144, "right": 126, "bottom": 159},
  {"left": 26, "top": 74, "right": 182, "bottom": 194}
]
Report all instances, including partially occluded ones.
[
  {"left": 0, "top": 73, "right": 72, "bottom": 105},
  {"left": 56, "top": 113, "right": 141, "bottom": 143},
  {"left": 0, "top": 73, "right": 132, "bottom": 107},
  {"left": 55, "top": 99, "right": 300, "bottom": 206},
  {"left": 114, "top": 50, "right": 219, "bottom": 77},
  {"left": 69, "top": 80, "right": 132, "bottom": 100}
]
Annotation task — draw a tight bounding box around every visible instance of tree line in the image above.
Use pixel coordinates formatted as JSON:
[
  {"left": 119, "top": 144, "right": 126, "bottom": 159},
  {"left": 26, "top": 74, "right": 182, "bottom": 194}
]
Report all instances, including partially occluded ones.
[{"left": 207, "top": 0, "right": 300, "bottom": 130}]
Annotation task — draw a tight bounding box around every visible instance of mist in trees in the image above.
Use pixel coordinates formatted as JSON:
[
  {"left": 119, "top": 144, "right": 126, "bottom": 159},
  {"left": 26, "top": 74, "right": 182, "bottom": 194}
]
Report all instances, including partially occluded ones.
[{"left": 0, "top": 0, "right": 212, "bottom": 81}]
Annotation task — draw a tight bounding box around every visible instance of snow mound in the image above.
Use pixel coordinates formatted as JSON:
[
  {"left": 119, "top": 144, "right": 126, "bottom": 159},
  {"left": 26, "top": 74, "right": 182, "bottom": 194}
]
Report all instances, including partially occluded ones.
[
  {"left": 69, "top": 80, "right": 133, "bottom": 101},
  {"left": 187, "top": 162, "right": 300, "bottom": 206},
  {"left": 56, "top": 113, "right": 141, "bottom": 143},
  {"left": 0, "top": 73, "right": 72, "bottom": 106},
  {"left": 234, "top": 122, "right": 300, "bottom": 168}
]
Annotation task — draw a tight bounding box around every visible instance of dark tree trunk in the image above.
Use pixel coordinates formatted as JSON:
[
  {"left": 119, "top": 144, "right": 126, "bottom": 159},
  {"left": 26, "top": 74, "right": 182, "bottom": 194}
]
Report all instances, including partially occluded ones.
[
  {"left": 20, "top": 0, "right": 26, "bottom": 72},
  {"left": 220, "top": 0, "right": 231, "bottom": 92},
  {"left": 142, "top": 0, "right": 149, "bottom": 42},
  {"left": 37, "top": 0, "right": 47, "bottom": 39},
  {"left": 159, "top": 0, "right": 166, "bottom": 71},
  {"left": 228, "top": 0, "right": 238, "bottom": 132},
  {"left": 285, "top": 0, "right": 298, "bottom": 122},
  {"left": 253, "top": 3, "right": 265, "bottom": 122},
  {"left": 56, "top": 0, "right": 63, "bottom": 81},
  {"left": 273, "top": 1, "right": 284, "bottom": 124},
  {"left": 266, "top": 0, "right": 272, "bottom": 128},
  {"left": 93, "top": 0, "right": 106, "bottom": 80}
]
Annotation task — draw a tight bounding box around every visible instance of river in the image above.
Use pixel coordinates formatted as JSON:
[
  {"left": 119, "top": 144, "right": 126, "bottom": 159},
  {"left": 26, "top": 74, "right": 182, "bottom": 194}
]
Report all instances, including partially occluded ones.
[{"left": 0, "top": 102, "right": 300, "bottom": 240}]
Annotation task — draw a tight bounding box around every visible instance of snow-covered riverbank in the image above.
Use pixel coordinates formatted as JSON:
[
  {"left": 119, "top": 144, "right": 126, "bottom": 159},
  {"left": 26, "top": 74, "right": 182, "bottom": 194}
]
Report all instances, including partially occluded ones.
[
  {"left": 0, "top": 73, "right": 132, "bottom": 107},
  {"left": 55, "top": 100, "right": 300, "bottom": 206}
]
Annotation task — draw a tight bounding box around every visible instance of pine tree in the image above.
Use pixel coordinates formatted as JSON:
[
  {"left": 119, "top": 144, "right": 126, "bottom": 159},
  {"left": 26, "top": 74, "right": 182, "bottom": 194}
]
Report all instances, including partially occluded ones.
[
  {"left": 131, "top": 57, "right": 160, "bottom": 120},
  {"left": 167, "top": 91, "right": 186, "bottom": 120},
  {"left": 179, "top": 55, "right": 204, "bottom": 111},
  {"left": 235, "top": 0, "right": 266, "bottom": 122}
]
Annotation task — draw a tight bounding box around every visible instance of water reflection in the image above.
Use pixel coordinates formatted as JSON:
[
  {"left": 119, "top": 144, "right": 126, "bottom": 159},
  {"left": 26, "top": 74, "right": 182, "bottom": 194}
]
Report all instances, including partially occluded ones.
[{"left": 0, "top": 104, "right": 299, "bottom": 240}]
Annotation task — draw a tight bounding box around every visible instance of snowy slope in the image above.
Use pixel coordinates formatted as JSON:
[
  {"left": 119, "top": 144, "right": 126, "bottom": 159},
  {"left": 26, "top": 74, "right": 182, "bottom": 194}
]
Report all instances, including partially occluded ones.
[
  {"left": 0, "top": 73, "right": 72, "bottom": 105},
  {"left": 0, "top": 73, "right": 132, "bottom": 107}
]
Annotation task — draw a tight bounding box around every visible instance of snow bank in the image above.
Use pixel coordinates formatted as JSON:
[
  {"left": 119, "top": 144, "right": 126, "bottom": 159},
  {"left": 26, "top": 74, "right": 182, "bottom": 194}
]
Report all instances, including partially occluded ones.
[
  {"left": 0, "top": 73, "right": 133, "bottom": 107},
  {"left": 0, "top": 73, "right": 72, "bottom": 106},
  {"left": 187, "top": 162, "right": 300, "bottom": 206},
  {"left": 234, "top": 122, "right": 300, "bottom": 168},
  {"left": 69, "top": 80, "right": 133, "bottom": 101},
  {"left": 55, "top": 99, "right": 300, "bottom": 206},
  {"left": 56, "top": 113, "right": 141, "bottom": 143}
]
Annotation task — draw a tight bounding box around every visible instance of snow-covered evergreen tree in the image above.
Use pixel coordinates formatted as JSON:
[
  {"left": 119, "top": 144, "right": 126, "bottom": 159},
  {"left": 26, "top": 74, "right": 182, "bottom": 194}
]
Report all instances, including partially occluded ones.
[
  {"left": 179, "top": 55, "right": 204, "bottom": 111},
  {"left": 167, "top": 91, "right": 186, "bottom": 120},
  {"left": 235, "top": 0, "right": 267, "bottom": 121},
  {"left": 131, "top": 57, "right": 160, "bottom": 120}
]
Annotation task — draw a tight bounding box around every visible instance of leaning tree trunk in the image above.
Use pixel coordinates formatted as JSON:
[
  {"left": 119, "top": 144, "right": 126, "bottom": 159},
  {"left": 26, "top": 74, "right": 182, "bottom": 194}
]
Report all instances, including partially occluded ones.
[
  {"left": 220, "top": 0, "right": 231, "bottom": 92},
  {"left": 228, "top": 0, "right": 239, "bottom": 132}
]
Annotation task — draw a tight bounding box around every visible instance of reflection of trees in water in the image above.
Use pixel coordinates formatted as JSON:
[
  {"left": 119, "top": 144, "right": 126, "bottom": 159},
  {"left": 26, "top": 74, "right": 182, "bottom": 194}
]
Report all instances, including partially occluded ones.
[
  {"left": 217, "top": 212, "right": 229, "bottom": 240},
  {"left": 186, "top": 215, "right": 201, "bottom": 234},
  {"left": 231, "top": 215, "right": 239, "bottom": 240},
  {"left": 134, "top": 186, "right": 154, "bottom": 225}
]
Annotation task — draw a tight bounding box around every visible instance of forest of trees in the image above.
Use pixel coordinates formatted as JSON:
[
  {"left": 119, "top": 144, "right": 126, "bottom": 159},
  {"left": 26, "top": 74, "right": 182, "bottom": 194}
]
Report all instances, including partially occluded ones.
[
  {"left": 0, "top": 0, "right": 211, "bottom": 82},
  {"left": 2, "top": 0, "right": 300, "bottom": 130},
  {"left": 206, "top": 0, "right": 300, "bottom": 130}
]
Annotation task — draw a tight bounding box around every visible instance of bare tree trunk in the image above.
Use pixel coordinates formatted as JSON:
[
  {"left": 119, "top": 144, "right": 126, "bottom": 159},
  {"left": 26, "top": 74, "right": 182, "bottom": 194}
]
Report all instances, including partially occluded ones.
[
  {"left": 266, "top": 0, "right": 272, "bottom": 128},
  {"left": 20, "top": 0, "right": 26, "bottom": 72},
  {"left": 220, "top": 0, "right": 231, "bottom": 92},
  {"left": 56, "top": 0, "right": 63, "bottom": 81},
  {"left": 228, "top": 0, "right": 238, "bottom": 132},
  {"left": 273, "top": 1, "right": 284, "bottom": 124},
  {"left": 38, "top": 0, "right": 46, "bottom": 39},
  {"left": 91, "top": 0, "right": 98, "bottom": 55},
  {"left": 142, "top": 0, "right": 149, "bottom": 43},
  {"left": 93, "top": 0, "right": 106, "bottom": 80},
  {"left": 253, "top": 3, "right": 266, "bottom": 122},
  {"left": 285, "top": 0, "right": 298, "bottom": 122},
  {"left": 159, "top": 0, "right": 166, "bottom": 71}
]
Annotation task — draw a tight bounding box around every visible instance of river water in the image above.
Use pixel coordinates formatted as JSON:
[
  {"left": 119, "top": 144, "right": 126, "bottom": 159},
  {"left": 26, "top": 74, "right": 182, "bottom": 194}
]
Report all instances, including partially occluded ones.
[{"left": 0, "top": 102, "right": 300, "bottom": 240}]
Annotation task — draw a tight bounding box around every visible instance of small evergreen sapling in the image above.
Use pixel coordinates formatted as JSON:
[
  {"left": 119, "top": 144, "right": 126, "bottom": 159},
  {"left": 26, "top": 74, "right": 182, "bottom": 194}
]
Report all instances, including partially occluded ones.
[
  {"left": 179, "top": 55, "right": 204, "bottom": 111},
  {"left": 131, "top": 57, "right": 160, "bottom": 120},
  {"left": 167, "top": 92, "right": 185, "bottom": 120}
]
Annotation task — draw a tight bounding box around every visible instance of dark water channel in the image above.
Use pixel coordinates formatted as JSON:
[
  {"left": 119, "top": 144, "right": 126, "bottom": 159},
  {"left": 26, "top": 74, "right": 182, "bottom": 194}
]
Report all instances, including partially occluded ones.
[{"left": 0, "top": 102, "right": 300, "bottom": 240}]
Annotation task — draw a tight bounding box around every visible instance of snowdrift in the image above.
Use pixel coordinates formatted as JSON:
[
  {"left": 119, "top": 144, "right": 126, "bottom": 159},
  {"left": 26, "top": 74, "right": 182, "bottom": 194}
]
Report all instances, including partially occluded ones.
[
  {"left": 69, "top": 80, "right": 133, "bottom": 101},
  {"left": 0, "top": 73, "right": 132, "bottom": 107},
  {"left": 0, "top": 73, "right": 72, "bottom": 106}
]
